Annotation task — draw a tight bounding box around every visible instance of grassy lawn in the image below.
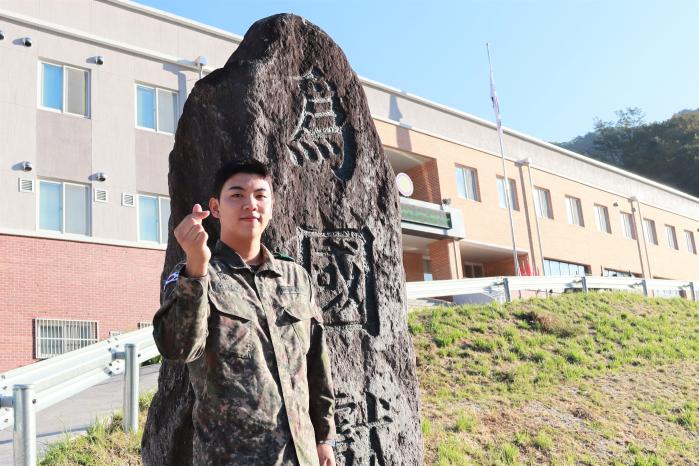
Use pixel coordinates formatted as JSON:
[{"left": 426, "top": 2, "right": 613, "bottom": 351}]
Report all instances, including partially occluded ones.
[
  {"left": 40, "top": 292, "right": 699, "bottom": 465},
  {"left": 411, "top": 292, "right": 699, "bottom": 465}
]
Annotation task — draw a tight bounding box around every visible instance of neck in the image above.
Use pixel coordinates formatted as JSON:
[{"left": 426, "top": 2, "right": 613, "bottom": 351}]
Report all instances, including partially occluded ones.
[{"left": 221, "top": 234, "right": 263, "bottom": 265}]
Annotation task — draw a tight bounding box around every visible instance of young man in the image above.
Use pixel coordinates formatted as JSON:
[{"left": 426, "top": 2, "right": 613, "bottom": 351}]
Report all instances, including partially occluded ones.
[{"left": 153, "top": 160, "right": 336, "bottom": 466}]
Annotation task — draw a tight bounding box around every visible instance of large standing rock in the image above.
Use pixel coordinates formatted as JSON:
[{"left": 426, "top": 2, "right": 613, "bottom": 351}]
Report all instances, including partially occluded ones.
[{"left": 142, "top": 14, "right": 423, "bottom": 465}]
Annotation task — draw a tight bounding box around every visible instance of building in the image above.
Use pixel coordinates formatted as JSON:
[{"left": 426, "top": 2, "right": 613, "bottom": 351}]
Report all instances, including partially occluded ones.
[{"left": 1, "top": 0, "right": 697, "bottom": 371}]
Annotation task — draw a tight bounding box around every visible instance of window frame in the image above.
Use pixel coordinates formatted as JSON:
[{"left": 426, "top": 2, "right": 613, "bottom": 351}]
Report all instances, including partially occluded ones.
[
  {"left": 135, "top": 83, "right": 178, "bottom": 134},
  {"left": 533, "top": 186, "right": 554, "bottom": 219},
  {"left": 455, "top": 165, "right": 481, "bottom": 202},
  {"left": 137, "top": 193, "right": 171, "bottom": 244},
  {"left": 620, "top": 212, "right": 637, "bottom": 240},
  {"left": 38, "top": 60, "right": 91, "bottom": 118},
  {"left": 496, "top": 176, "right": 519, "bottom": 211},
  {"left": 35, "top": 317, "right": 99, "bottom": 359},
  {"left": 37, "top": 179, "right": 91, "bottom": 236},
  {"left": 685, "top": 230, "right": 697, "bottom": 255},
  {"left": 594, "top": 204, "right": 612, "bottom": 234},
  {"left": 665, "top": 224, "right": 678, "bottom": 250},
  {"left": 565, "top": 195, "right": 585, "bottom": 227},
  {"left": 643, "top": 218, "right": 658, "bottom": 245},
  {"left": 543, "top": 258, "right": 589, "bottom": 277}
]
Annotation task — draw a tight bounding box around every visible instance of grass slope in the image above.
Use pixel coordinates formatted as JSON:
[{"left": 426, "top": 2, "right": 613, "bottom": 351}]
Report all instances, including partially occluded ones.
[
  {"left": 410, "top": 292, "right": 699, "bottom": 465},
  {"left": 40, "top": 292, "right": 699, "bottom": 465}
]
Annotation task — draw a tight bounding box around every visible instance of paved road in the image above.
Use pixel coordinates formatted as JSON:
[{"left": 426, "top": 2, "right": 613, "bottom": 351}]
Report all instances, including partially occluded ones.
[{"left": 0, "top": 364, "right": 160, "bottom": 464}]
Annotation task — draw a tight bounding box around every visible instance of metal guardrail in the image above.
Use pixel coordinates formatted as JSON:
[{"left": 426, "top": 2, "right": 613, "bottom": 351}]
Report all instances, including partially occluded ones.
[
  {"left": 0, "top": 327, "right": 158, "bottom": 465},
  {"left": 406, "top": 275, "right": 699, "bottom": 303}
]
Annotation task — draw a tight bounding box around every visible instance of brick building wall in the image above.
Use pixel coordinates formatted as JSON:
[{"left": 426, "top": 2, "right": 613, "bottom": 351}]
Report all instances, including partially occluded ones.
[
  {"left": 406, "top": 159, "right": 441, "bottom": 204},
  {"left": 402, "top": 252, "right": 424, "bottom": 282},
  {"left": 0, "top": 235, "right": 164, "bottom": 370},
  {"left": 428, "top": 239, "right": 462, "bottom": 280}
]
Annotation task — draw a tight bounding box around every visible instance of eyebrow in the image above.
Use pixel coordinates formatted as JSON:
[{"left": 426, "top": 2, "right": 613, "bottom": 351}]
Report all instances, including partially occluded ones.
[{"left": 227, "top": 186, "right": 269, "bottom": 192}]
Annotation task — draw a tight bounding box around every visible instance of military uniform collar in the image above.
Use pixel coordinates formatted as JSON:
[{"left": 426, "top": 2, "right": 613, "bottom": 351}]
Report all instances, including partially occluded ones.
[{"left": 213, "top": 240, "right": 282, "bottom": 277}]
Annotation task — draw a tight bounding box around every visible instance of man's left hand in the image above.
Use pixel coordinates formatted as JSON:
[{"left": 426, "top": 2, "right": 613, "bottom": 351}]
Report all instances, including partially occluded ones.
[{"left": 317, "top": 444, "right": 336, "bottom": 466}]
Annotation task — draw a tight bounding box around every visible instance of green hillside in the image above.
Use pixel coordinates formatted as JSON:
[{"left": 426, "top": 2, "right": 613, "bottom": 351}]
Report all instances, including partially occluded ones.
[
  {"left": 411, "top": 292, "right": 699, "bottom": 465},
  {"left": 40, "top": 292, "right": 699, "bottom": 465}
]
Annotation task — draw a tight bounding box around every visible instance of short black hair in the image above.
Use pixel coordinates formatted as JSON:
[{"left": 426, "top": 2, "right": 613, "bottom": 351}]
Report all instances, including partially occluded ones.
[{"left": 212, "top": 159, "right": 272, "bottom": 199}]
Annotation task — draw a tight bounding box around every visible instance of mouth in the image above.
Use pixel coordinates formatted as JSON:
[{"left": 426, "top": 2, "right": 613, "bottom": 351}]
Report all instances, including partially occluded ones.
[{"left": 240, "top": 217, "right": 260, "bottom": 222}]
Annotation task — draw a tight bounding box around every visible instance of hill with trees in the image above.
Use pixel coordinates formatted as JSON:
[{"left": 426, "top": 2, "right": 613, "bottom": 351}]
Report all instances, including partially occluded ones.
[{"left": 554, "top": 108, "right": 699, "bottom": 198}]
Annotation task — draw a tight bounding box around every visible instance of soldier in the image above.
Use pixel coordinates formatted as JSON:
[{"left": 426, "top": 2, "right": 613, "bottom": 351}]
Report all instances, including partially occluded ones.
[{"left": 152, "top": 160, "right": 337, "bottom": 466}]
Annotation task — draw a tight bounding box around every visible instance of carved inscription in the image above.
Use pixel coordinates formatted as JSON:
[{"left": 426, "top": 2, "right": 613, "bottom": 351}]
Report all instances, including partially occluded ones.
[
  {"left": 334, "top": 391, "right": 396, "bottom": 465},
  {"left": 297, "top": 227, "right": 378, "bottom": 336},
  {"left": 288, "top": 68, "right": 356, "bottom": 181}
]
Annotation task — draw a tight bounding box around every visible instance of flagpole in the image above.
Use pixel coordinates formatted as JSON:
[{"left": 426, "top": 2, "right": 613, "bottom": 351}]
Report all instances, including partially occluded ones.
[{"left": 486, "top": 43, "right": 521, "bottom": 276}]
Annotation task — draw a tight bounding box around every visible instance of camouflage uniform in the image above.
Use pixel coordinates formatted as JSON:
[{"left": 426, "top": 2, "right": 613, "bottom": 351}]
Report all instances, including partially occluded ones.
[{"left": 153, "top": 240, "right": 336, "bottom": 466}]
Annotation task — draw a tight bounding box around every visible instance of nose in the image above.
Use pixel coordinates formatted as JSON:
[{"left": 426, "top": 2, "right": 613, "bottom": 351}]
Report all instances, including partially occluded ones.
[{"left": 243, "top": 194, "right": 258, "bottom": 211}]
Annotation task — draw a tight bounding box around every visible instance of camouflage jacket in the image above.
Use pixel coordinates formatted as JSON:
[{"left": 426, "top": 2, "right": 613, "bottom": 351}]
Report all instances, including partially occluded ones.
[{"left": 153, "top": 240, "right": 336, "bottom": 466}]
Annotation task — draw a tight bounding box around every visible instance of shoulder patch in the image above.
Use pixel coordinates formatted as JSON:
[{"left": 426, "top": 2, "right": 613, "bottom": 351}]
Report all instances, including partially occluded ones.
[
  {"left": 273, "top": 251, "right": 296, "bottom": 262},
  {"left": 163, "top": 270, "right": 179, "bottom": 290}
]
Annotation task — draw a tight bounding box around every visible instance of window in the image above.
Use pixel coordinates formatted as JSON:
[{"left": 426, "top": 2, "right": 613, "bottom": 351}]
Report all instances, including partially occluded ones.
[
  {"left": 455, "top": 166, "right": 480, "bottom": 201},
  {"left": 496, "top": 177, "right": 519, "bottom": 210},
  {"left": 138, "top": 194, "right": 171, "bottom": 243},
  {"left": 565, "top": 196, "right": 584, "bottom": 227},
  {"left": 665, "top": 225, "right": 678, "bottom": 250},
  {"left": 136, "top": 84, "right": 178, "bottom": 133},
  {"left": 620, "top": 212, "right": 636, "bottom": 240},
  {"left": 534, "top": 187, "right": 553, "bottom": 219},
  {"left": 138, "top": 322, "right": 153, "bottom": 329},
  {"left": 543, "top": 258, "right": 588, "bottom": 276},
  {"left": 109, "top": 330, "right": 123, "bottom": 338},
  {"left": 35, "top": 318, "right": 98, "bottom": 358},
  {"left": 643, "top": 219, "right": 658, "bottom": 245},
  {"left": 40, "top": 62, "right": 89, "bottom": 116},
  {"left": 685, "top": 230, "right": 697, "bottom": 255},
  {"left": 602, "top": 268, "right": 635, "bottom": 278},
  {"left": 463, "top": 262, "right": 484, "bottom": 278},
  {"left": 39, "top": 180, "right": 90, "bottom": 235},
  {"left": 594, "top": 204, "right": 611, "bottom": 233},
  {"left": 422, "top": 258, "right": 433, "bottom": 281}
]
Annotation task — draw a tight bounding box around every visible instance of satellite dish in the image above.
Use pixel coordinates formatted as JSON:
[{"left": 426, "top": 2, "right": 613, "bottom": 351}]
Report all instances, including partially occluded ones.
[{"left": 396, "top": 172, "right": 414, "bottom": 197}]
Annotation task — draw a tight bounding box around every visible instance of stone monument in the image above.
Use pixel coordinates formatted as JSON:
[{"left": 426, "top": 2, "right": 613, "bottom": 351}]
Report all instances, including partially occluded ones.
[{"left": 142, "top": 14, "right": 423, "bottom": 465}]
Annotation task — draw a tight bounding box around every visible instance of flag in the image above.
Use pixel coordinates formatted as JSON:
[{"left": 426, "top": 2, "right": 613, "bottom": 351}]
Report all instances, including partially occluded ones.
[{"left": 488, "top": 46, "right": 503, "bottom": 135}]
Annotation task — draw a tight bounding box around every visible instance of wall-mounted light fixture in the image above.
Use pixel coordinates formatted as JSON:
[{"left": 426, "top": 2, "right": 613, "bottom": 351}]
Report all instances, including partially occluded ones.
[
  {"left": 195, "top": 55, "right": 207, "bottom": 79},
  {"left": 21, "top": 161, "right": 33, "bottom": 172},
  {"left": 95, "top": 172, "right": 107, "bottom": 182},
  {"left": 613, "top": 202, "right": 619, "bottom": 207},
  {"left": 21, "top": 37, "right": 32, "bottom": 47},
  {"left": 94, "top": 56, "right": 104, "bottom": 65},
  {"left": 0, "top": 31, "right": 5, "bottom": 41}
]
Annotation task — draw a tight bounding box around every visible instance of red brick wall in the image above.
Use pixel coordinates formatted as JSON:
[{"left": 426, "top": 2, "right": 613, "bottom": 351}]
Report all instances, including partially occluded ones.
[
  {"left": 484, "top": 254, "right": 529, "bottom": 277},
  {"left": 428, "top": 239, "right": 461, "bottom": 280},
  {"left": 0, "top": 235, "right": 164, "bottom": 371},
  {"left": 406, "top": 159, "right": 441, "bottom": 204},
  {"left": 402, "top": 252, "right": 424, "bottom": 282}
]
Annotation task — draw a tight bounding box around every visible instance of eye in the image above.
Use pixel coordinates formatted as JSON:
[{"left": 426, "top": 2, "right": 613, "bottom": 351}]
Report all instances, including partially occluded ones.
[{"left": 230, "top": 193, "right": 242, "bottom": 198}]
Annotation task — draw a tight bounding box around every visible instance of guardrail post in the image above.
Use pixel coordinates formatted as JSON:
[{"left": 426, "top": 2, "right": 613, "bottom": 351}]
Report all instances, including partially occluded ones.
[
  {"left": 502, "top": 277, "right": 511, "bottom": 303},
  {"left": 641, "top": 279, "right": 648, "bottom": 297},
  {"left": 123, "top": 344, "right": 139, "bottom": 433},
  {"left": 13, "top": 384, "right": 36, "bottom": 466},
  {"left": 581, "top": 276, "right": 588, "bottom": 293},
  {"left": 689, "top": 282, "right": 697, "bottom": 302}
]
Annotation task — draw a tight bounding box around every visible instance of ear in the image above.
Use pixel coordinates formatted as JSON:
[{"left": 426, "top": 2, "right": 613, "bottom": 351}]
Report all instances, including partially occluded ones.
[{"left": 208, "top": 197, "right": 220, "bottom": 219}]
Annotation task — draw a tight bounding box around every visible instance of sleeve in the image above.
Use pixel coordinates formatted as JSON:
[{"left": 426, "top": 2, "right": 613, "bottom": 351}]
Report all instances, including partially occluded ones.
[
  {"left": 152, "top": 262, "right": 211, "bottom": 363},
  {"left": 304, "top": 270, "right": 337, "bottom": 442}
]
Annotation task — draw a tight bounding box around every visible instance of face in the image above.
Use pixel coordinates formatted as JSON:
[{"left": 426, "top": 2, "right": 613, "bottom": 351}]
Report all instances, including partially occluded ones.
[{"left": 209, "top": 172, "right": 273, "bottom": 243}]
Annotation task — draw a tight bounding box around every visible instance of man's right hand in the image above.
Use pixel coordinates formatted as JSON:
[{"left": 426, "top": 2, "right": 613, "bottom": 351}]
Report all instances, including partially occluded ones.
[{"left": 174, "top": 204, "right": 211, "bottom": 278}]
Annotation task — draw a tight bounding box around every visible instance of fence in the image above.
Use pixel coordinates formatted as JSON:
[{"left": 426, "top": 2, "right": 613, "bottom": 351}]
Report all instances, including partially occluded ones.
[
  {"left": 1, "top": 275, "right": 697, "bottom": 464},
  {"left": 406, "top": 275, "right": 698, "bottom": 303}
]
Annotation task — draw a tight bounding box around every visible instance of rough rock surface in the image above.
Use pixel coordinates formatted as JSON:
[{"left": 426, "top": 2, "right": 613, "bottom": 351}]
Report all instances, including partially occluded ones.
[{"left": 142, "top": 14, "right": 423, "bottom": 466}]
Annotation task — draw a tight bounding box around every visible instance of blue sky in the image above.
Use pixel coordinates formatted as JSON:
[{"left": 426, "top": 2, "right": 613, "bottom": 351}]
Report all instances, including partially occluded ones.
[{"left": 138, "top": 0, "right": 699, "bottom": 143}]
